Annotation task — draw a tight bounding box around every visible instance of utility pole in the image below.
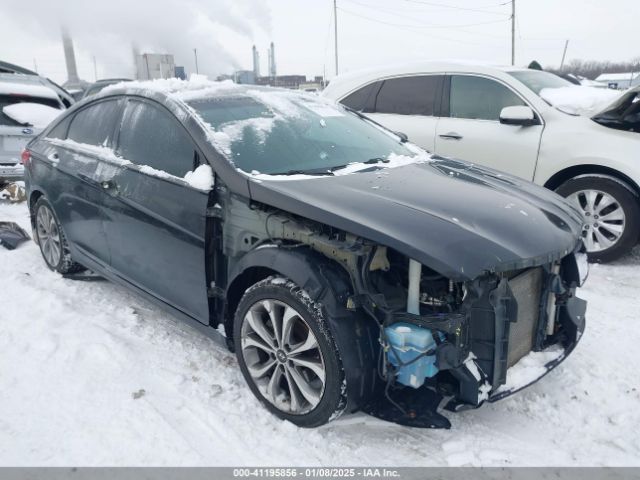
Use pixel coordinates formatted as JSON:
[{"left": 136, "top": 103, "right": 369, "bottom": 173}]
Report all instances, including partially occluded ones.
[
  {"left": 93, "top": 56, "right": 98, "bottom": 81},
  {"left": 33, "top": 58, "right": 38, "bottom": 73},
  {"left": 193, "top": 48, "right": 199, "bottom": 74},
  {"left": 511, "top": 0, "right": 515, "bottom": 66},
  {"left": 334, "top": 0, "right": 339, "bottom": 76},
  {"left": 560, "top": 39, "right": 569, "bottom": 70}
]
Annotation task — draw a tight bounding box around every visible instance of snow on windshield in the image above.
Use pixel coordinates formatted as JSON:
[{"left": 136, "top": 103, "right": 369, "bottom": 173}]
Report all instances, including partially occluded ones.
[
  {"left": 2, "top": 103, "right": 62, "bottom": 128},
  {"left": 540, "top": 86, "right": 622, "bottom": 116},
  {"left": 104, "top": 74, "right": 431, "bottom": 179}
]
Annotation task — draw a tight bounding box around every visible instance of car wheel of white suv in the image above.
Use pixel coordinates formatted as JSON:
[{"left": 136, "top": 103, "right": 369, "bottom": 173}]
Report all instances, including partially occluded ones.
[{"left": 556, "top": 176, "right": 640, "bottom": 263}]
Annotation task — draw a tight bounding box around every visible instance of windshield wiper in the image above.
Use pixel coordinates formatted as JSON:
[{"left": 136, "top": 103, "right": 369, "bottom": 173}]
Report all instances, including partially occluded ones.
[
  {"left": 272, "top": 169, "right": 334, "bottom": 176},
  {"left": 342, "top": 106, "right": 408, "bottom": 142},
  {"left": 328, "top": 157, "right": 390, "bottom": 173}
]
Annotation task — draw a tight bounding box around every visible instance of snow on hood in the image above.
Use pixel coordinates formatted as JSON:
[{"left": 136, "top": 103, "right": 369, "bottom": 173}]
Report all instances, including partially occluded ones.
[
  {"left": 2, "top": 103, "right": 62, "bottom": 128},
  {"left": 540, "top": 86, "right": 623, "bottom": 116}
]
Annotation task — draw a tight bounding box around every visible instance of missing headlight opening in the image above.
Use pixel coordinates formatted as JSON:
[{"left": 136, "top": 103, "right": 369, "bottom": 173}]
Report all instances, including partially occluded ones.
[{"left": 356, "top": 243, "right": 584, "bottom": 428}]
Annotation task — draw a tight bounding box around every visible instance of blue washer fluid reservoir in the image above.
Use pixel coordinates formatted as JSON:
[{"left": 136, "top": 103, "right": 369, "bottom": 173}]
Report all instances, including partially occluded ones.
[{"left": 385, "top": 322, "right": 438, "bottom": 388}]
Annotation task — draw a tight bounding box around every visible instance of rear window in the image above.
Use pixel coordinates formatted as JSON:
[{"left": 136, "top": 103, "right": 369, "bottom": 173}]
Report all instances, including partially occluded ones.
[{"left": 0, "top": 94, "right": 60, "bottom": 126}]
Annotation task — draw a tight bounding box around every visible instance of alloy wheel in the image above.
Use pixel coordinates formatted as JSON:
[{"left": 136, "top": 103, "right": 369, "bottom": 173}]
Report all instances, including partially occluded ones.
[
  {"left": 567, "top": 189, "right": 626, "bottom": 253},
  {"left": 36, "top": 205, "right": 62, "bottom": 267},
  {"left": 240, "top": 299, "right": 326, "bottom": 415}
]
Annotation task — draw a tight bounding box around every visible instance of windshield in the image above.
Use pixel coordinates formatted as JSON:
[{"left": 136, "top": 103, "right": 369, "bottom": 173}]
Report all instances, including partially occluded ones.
[
  {"left": 508, "top": 70, "right": 573, "bottom": 95},
  {"left": 187, "top": 92, "right": 415, "bottom": 175}
]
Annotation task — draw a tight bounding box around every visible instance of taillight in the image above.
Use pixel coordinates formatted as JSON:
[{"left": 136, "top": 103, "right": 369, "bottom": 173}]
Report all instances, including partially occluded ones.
[{"left": 20, "top": 149, "right": 31, "bottom": 166}]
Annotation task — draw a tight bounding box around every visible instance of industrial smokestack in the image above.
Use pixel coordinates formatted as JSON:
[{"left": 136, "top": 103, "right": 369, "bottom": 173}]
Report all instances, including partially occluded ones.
[
  {"left": 61, "top": 27, "right": 80, "bottom": 84},
  {"left": 269, "top": 42, "right": 276, "bottom": 77},
  {"left": 132, "top": 43, "right": 141, "bottom": 80},
  {"left": 252, "top": 45, "right": 260, "bottom": 78}
]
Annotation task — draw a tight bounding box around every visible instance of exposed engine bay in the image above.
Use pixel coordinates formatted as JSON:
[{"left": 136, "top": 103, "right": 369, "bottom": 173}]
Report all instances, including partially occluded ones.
[{"left": 222, "top": 197, "right": 588, "bottom": 428}]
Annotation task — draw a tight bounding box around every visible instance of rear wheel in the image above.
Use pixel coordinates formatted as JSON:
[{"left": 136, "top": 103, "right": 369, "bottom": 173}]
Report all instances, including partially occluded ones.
[
  {"left": 556, "top": 176, "right": 640, "bottom": 263},
  {"left": 34, "top": 197, "right": 84, "bottom": 274},
  {"left": 233, "top": 276, "right": 347, "bottom": 427}
]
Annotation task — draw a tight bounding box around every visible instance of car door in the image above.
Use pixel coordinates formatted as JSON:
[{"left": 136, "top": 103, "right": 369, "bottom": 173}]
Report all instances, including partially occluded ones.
[
  {"left": 41, "top": 99, "right": 123, "bottom": 267},
  {"left": 103, "top": 98, "right": 212, "bottom": 323},
  {"left": 341, "top": 75, "right": 444, "bottom": 151},
  {"left": 434, "top": 74, "right": 543, "bottom": 180}
]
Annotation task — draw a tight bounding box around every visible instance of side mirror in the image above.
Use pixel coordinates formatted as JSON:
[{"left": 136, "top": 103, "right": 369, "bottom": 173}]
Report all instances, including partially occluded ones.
[
  {"left": 499, "top": 106, "right": 538, "bottom": 126},
  {"left": 394, "top": 131, "right": 409, "bottom": 143}
]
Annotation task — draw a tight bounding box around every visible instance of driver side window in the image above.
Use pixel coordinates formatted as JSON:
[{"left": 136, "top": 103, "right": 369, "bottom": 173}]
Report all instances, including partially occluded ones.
[
  {"left": 118, "top": 100, "right": 196, "bottom": 178},
  {"left": 449, "top": 75, "right": 525, "bottom": 121}
]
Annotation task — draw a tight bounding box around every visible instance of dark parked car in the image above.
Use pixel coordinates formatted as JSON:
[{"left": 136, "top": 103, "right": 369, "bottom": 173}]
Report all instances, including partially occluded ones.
[{"left": 23, "top": 82, "right": 588, "bottom": 428}]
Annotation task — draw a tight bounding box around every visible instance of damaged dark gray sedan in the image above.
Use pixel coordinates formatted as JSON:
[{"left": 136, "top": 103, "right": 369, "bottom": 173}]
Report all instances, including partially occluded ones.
[{"left": 22, "top": 80, "right": 588, "bottom": 428}]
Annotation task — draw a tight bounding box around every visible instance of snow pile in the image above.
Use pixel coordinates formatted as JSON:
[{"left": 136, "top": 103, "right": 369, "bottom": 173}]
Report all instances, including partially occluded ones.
[
  {"left": 184, "top": 164, "right": 214, "bottom": 190},
  {"left": 540, "top": 86, "right": 622, "bottom": 116},
  {"left": 2, "top": 103, "right": 62, "bottom": 128},
  {"left": 210, "top": 116, "right": 277, "bottom": 156},
  {"left": 103, "top": 74, "right": 240, "bottom": 98}
]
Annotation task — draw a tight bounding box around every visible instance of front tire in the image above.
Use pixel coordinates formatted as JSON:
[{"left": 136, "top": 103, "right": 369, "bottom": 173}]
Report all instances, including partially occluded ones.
[
  {"left": 556, "top": 176, "right": 640, "bottom": 263},
  {"left": 34, "top": 197, "right": 84, "bottom": 274},
  {"left": 233, "top": 276, "right": 347, "bottom": 427}
]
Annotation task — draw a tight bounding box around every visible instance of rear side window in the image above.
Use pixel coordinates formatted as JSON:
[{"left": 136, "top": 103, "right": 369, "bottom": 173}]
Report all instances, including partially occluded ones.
[
  {"left": 374, "top": 76, "right": 442, "bottom": 116},
  {"left": 341, "top": 81, "right": 381, "bottom": 112},
  {"left": 118, "top": 100, "right": 195, "bottom": 178},
  {"left": 449, "top": 75, "right": 525, "bottom": 121},
  {"left": 47, "top": 116, "right": 71, "bottom": 139},
  {"left": 67, "top": 100, "right": 121, "bottom": 146}
]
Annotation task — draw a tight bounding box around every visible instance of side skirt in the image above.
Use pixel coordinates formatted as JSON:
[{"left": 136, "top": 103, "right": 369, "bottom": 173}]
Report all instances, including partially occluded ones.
[{"left": 72, "top": 248, "right": 227, "bottom": 350}]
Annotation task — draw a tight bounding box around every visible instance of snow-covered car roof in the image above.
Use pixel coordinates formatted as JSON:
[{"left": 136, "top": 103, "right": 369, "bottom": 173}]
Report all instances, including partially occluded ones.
[{"left": 0, "top": 75, "right": 60, "bottom": 101}]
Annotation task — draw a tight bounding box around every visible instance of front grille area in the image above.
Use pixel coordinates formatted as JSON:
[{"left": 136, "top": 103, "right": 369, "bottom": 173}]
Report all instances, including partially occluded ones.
[{"left": 507, "top": 267, "right": 544, "bottom": 367}]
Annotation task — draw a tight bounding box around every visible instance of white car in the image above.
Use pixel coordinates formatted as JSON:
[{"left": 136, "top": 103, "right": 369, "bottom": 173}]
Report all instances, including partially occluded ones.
[{"left": 323, "top": 62, "right": 640, "bottom": 262}]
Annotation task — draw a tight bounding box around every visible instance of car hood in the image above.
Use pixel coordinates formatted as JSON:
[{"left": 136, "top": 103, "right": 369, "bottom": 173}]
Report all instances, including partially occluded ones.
[{"left": 247, "top": 157, "right": 584, "bottom": 281}]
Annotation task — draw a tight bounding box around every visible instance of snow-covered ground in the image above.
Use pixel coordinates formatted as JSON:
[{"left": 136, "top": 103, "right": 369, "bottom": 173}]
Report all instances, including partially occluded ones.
[{"left": 1, "top": 200, "right": 639, "bottom": 466}]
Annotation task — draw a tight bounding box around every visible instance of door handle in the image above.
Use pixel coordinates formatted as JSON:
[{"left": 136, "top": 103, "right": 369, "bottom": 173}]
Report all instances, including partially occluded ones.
[
  {"left": 101, "top": 180, "right": 117, "bottom": 191},
  {"left": 439, "top": 132, "right": 463, "bottom": 140},
  {"left": 78, "top": 174, "right": 118, "bottom": 193}
]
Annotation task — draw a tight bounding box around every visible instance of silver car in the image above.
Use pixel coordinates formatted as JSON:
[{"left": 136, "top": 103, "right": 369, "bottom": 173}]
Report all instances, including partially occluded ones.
[{"left": 1, "top": 74, "right": 66, "bottom": 185}]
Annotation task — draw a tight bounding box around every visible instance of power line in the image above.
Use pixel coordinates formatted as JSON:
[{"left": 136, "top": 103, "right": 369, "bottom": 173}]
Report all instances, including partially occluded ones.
[
  {"left": 337, "top": 5, "right": 510, "bottom": 29},
  {"left": 336, "top": 6, "right": 505, "bottom": 47},
  {"left": 401, "top": 0, "right": 511, "bottom": 15},
  {"left": 342, "top": 0, "right": 510, "bottom": 24}
]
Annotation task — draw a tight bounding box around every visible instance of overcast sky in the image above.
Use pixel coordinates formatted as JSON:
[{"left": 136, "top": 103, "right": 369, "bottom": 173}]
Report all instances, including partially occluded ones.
[{"left": 1, "top": 0, "right": 638, "bottom": 84}]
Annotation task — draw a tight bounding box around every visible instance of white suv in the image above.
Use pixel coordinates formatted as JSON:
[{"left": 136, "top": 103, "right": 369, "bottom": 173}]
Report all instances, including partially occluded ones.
[{"left": 323, "top": 62, "right": 640, "bottom": 262}]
